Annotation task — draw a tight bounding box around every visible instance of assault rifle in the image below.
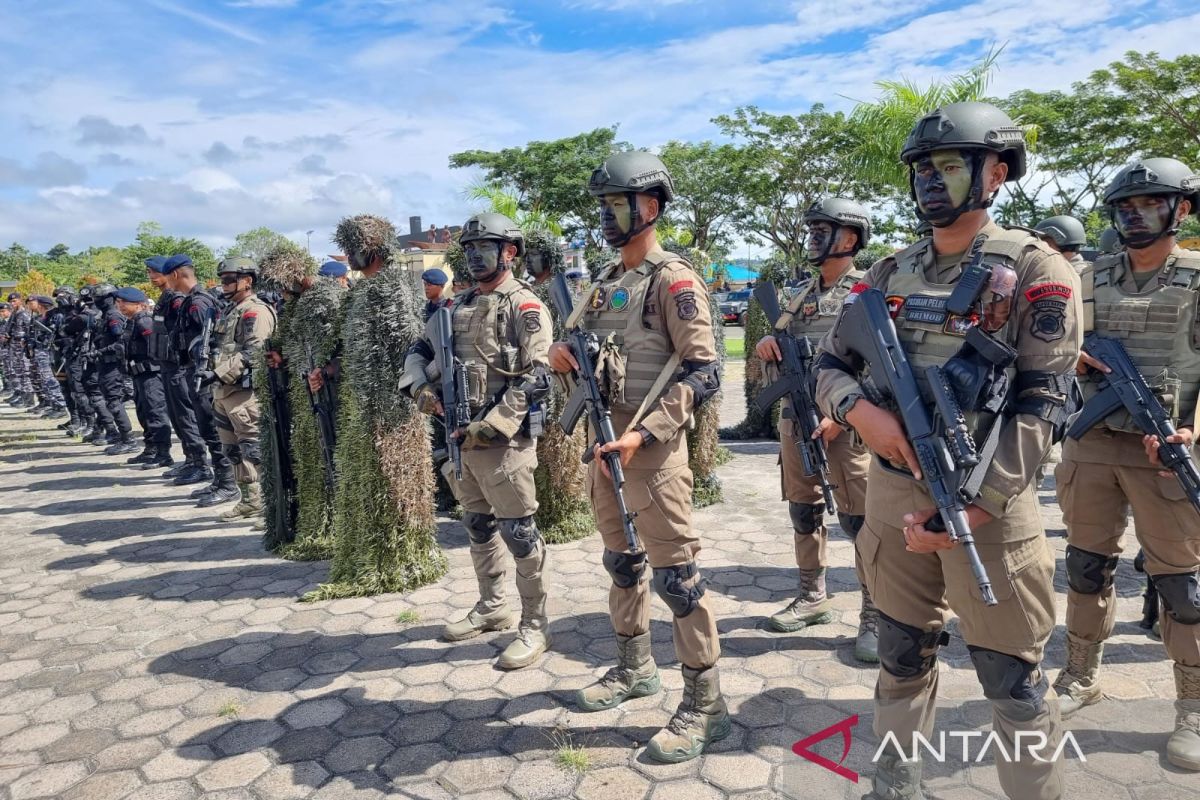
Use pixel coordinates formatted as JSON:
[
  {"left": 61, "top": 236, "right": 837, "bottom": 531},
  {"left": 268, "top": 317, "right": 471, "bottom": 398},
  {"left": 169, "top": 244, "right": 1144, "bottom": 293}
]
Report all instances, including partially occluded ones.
[
  {"left": 838, "top": 288, "right": 997, "bottom": 606},
  {"left": 191, "top": 309, "right": 215, "bottom": 393},
  {"left": 303, "top": 342, "right": 339, "bottom": 491},
  {"left": 1068, "top": 333, "right": 1200, "bottom": 515},
  {"left": 754, "top": 281, "right": 836, "bottom": 508},
  {"left": 430, "top": 306, "right": 469, "bottom": 481},
  {"left": 550, "top": 272, "right": 640, "bottom": 554},
  {"left": 265, "top": 338, "right": 297, "bottom": 543}
]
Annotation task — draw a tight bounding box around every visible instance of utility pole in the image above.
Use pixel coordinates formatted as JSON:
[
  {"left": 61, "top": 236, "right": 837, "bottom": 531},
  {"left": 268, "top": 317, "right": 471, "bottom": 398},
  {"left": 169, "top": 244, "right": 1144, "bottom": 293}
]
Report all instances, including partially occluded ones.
[{"left": 306, "top": 230, "right": 314, "bottom": 255}]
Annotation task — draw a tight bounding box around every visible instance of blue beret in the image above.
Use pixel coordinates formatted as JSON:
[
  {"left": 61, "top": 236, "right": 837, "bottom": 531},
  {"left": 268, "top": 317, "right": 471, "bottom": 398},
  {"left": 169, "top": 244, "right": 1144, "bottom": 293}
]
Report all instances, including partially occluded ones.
[
  {"left": 115, "top": 287, "right": 149, "bottom": 303},
  {"left": 421, "top": 268, "right": 448, "bottom": 286},
  {"left": 319, "top": 260, "right": 348, "bottom": 278},
  {"left": 161, "top": 254, "right": 193, "bottom": 273},
  {"left": 30, "top": 294, "right": 54, "bottom": 306},
  {"left": 144, "top": 256, "right": 168, "bottom": 273}
]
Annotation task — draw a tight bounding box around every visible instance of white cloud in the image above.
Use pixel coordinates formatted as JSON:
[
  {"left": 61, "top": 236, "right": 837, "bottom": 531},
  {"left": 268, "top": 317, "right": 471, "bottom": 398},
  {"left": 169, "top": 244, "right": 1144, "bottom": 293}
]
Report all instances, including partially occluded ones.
[{"left": 147, "top": 0, "right": 265, "bottom": 44}]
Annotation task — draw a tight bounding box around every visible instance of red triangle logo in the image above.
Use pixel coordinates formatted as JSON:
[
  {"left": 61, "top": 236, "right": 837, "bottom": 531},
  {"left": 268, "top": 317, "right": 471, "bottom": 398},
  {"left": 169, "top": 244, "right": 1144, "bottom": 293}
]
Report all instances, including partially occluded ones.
[{"left": 791, "top": 713, "right": 859, "bottom": 783}]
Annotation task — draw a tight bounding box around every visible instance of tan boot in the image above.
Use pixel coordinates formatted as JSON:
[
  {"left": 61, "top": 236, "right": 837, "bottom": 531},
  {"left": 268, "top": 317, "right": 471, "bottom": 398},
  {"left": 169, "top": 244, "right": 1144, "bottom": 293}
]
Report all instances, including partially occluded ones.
[
  {"left": 577, "top": 632, "right": 660, "bottom": 711},
  {"left": 1168, "top": 663, "right": 1200, "bottom": 771},
  {"left": 219, "top": 484, "right": 250, "bottom": 520},
  {"left": 498, "top": 541, "right": 549, "bottom": 670},
  {"left": 863, "top": 751, "right": 926, "bottom": 799},
  {"left": 444, "top": 537, "right": 515, "bottom": 641},
  {"left": 221, "top": 483, "right": 263, "bottom": 521},
  {"left": 856, "top": 585, "right": 880, "bottom": 664},
  {"left": 768, "top": 567, "right": 832, "bottom": 632},
  {"left": 1052, "top": 633, "right": 1104, "bottom": 718},
  {"left": 645, "top": 665, "right": 731, "bottom": 763}
]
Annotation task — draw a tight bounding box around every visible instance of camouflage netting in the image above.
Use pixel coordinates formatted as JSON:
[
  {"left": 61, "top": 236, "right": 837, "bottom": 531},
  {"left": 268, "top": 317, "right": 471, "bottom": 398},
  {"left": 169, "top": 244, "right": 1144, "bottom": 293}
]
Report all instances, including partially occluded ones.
[
  {"left": 257, "top": 295, "right": 298, "bottom": 552},
  {"left": 664, "top": 243, "right": 725, "bottom": 507},
  {"left": 443, "top": 238, "right": 469, "bottom": 285},
  {"left": 259, "top": 241, "right": 318, "bottom": 294},
  {"left": 525, "top": 228, "right": 593, "bottom": 542},
  {"left": 276, "top": 278, "right": 347, "bottom": 562},
  {"left": 304, "top": 216, "right": 445, "bottom": 600}
]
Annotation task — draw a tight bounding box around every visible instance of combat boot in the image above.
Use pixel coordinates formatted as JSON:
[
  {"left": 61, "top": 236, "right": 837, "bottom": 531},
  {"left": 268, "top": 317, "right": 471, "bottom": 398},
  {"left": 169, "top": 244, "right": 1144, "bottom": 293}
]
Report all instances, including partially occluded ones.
[
  {"left": 221, "top": 483, "right": 263, "bottom": 520},
  {"left": 863, "top": 751, "right": 926, "bottom": 799},
  {"left": 173, "top": 462, "right": 212, "bottom": 486},
  {"left": 143, "top": 444, "right": 173, "bottom": 469},
  {"left": 856, "top": 585, "right": 880, "bottom": 663},
  {"left": 1052, "top": 633, "right": 1104, "bottom": 718},
  {"left": 498, "top": 539, "right": 550, "bottom": 670},
  {"left": 81, "top": 424, "right": 105, "bottom": 443},
  {"left": 444, "top": 560, "right": 516, "bottom": 641},
  {"left": 645, "top": 665, "right": 731, "bottom": 763},
  {"left": 198, "top": 466, "right": 240, "bottom": 507},
  {"left": 577, "top": 632, "right": 661, "bottom": 711},
  {"left": 106, "top": 434, "right": 141, "bottom": 456},
  {"left": 93, "top": 427, "right": 119, "bottom": 446},
  {"left": 43, "top": 405, "right": 67, "bottom": 420},
  {"left": 768, "top": 567, "right": 832, "bottom": 632},
  {"left": 1168, "top": 663, "right": 1200, "bottom": 771},
  {"left": 26, "top": 398, "right": 47, "bottom": 414},
  {"left": 126, "top": 444, "right": 156, "bottom": 464}
]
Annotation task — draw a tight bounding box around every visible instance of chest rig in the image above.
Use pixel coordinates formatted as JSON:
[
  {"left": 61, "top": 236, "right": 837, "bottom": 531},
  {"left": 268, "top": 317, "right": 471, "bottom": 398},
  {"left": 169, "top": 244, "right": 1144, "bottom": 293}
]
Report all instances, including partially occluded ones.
[
  {"left": 1086, "top": 248, "right": 1200, "bottom": 430},
  {"left": 216, "top": 297, "right": 275, "bottom": 390},
  {"left": 581, "top": 250, "right": 683, "bottom": 414},
  {"left": 783, "top": 268, "right": 863, "bottom": 340},
  {"left": 450, "top": 279, "right": 528, "bottom": 417}
]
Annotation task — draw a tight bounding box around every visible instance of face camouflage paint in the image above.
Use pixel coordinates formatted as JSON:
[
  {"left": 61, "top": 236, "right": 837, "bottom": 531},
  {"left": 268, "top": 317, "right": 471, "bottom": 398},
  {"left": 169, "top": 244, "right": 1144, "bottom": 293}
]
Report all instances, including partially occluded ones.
[
  {"left": 1113, "top": 195, "right": 1174, "bottom": 247},
  {"left": 599, "top": 194, "right": 637, "bottom": 247},
  {"left": 806, "top": 221, "right": 834, "bottom": 261},
  {"left": 465, "top": 240, "right": 502, "bottom": 279},
  {"left": 913, "top": 149, "right": 979, "bottom": 226}
]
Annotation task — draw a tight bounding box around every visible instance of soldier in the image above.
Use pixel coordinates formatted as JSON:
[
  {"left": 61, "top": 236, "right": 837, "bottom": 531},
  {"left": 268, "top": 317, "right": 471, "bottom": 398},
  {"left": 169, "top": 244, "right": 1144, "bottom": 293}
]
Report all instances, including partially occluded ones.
[
  {"left": 148, "top": 257, "right": 204, "bottom": 477},
  {"left": 4, "top": 293, "right": 36, "bottom": 408},
  {"left": 61, "top": 287, "right": 100, "bottom": 438},
  {"left": 548, "top": 152, "right": 726, "bottom": 763},
  {"left": 115, "top": 287, "right": 173, "bottom": 466},
  {"left": 814, "top": 102, "right": 1082, "bottom": 799},
  {"left": 89, "top": 284, "right": 140, "bottom": 455},
  {"left": 1053, "top": 157, "right": 1200, "bottom": 772},
  {"left": 1035, "top": 214, "right": 1090, "bottom": 273},
  {"left": 163, "top": 254, "right": 229, "bottom": 498},
  {"left": 195, "top": 257, "right": 277, "bottom": 519},
  {"left": 318, "top": 260, "right": 350, "bottom": 289},
  {"left": 48, "top": 287, "right": 79, "bottom": 430},
  {"left": 420, "top": 268, "right": 450, "bottom": 321},
  {"left": 0, "top": 301, "right": 10, "bottom": 394},
  {"left": 24, "top": 295, "right": 68, "bottom": 418},
  {"left": 402, "top": 213, "right": 553, "bottom": 671},
  {"left": 754, "top": 198, "right": 878, "bottom": 662}
]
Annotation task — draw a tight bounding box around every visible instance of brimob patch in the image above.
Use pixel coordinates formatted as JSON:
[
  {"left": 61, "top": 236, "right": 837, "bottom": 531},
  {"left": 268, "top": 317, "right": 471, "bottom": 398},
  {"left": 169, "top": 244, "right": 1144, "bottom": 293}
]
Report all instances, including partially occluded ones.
[
  {"left": 522, "top": 310, "right": 542, "bottom": 333},
  {"left": 675, "top": 290, "right": 698, "bottom": 320},
  {"left": 902, "top": 294, "right": 948, "bottom": 325},
  {"left": 1024, "top": 283, "right": 1073, "bottom": 303},
  {"left": 943, "top": 314, "right": 978, "bottom": 336},
  {"left": 1029, "top": 298, "right": 1066, "bottom": 342}
]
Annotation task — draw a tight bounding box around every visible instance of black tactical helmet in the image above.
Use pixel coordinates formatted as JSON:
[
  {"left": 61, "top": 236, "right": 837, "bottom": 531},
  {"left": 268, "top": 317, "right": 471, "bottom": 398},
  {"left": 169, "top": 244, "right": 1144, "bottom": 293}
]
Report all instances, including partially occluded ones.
[
  {"left": 217, "top": 255, "right": 258, "bottom": 277},
  {"left": 1098, "top": 227, "right": 1122, "bottom": 254},
  {"left": 92, "top": 283, "right": 116, "bottom": 299},
  {"left": 54, "top": 285, "right": 74, "bottom": 297},
  {"left": 1034, "top": 215, "right": 1087, "bottom": 250},
  {"left": 1103, "top": 157, "right": 1200, "bottom": 210},
  {"left": 901, "top": 102, "right": 1027, "bottom": 181},
  {"left": 460, "top": 213, "right": 525, "bottom": 257},
  {"left": 588, "top": 151, "right": 675, "bottom": 202},
  {"left": 804, "top": 198, "right": 872, "bottom": 247}
]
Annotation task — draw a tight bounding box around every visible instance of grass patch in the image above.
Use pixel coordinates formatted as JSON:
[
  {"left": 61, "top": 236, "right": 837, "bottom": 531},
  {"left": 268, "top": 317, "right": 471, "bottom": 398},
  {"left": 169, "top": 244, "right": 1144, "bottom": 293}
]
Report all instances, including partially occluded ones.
[
  {"left": 217, "top": 702, "right": 241, "bottom": 718},
  {"left": 549, "top": 727, "right": 591, "bottom": 774},
  {"left": 724, "top": 336, "right": 745, "bottom": 359},
  {"left": 395, "top": 610, "right": 421, "bottom": 625}
]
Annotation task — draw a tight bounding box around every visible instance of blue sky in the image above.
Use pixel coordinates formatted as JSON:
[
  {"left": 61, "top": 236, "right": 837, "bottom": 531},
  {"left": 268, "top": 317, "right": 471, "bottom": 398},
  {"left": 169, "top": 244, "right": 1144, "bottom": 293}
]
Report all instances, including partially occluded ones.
[{"left": 1, "top": 0, "right": 1196, "bottom": 253}]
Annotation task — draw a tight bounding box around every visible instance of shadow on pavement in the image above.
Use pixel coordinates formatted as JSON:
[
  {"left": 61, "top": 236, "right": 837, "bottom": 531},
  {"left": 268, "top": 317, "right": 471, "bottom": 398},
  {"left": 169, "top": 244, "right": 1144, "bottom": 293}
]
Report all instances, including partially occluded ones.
[
  {"left": 82, "top": 561, "right": 326, "bottom": 602},
  {"left": 33, "top": 515, "right": 219, "bottom": 546}
]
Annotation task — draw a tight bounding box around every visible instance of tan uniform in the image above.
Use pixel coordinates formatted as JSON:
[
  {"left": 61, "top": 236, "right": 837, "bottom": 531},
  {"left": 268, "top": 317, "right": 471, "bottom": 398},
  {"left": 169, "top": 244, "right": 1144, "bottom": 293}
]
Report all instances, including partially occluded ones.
[
  {"left": 816, "top": 220, "right": 1082, "bottom": 800},
  {"left": 1057, "top": 247, "right": 1200, "bottom": 669},
  {"left": 211, "top": 294, "right": 276, "bottom": 485},
  {"left": 582, "top": 248, "right": 721, "bottom": 669}
]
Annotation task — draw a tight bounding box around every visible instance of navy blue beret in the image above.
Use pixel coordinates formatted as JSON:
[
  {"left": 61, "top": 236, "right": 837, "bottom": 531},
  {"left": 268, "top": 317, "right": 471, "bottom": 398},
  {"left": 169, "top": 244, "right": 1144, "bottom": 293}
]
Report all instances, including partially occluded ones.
[
  {"left": 421, "top": 268, "right": 448, "bottom": 286},
  {"left": 319, "top": 260, "right": 349, "bottom": 278},
  {"left": 144, "top": 256, "right": 168, "bottom": 273},
  {"left": 30, "top": 294, "right": 54, "bottom": 306},
  {"left": 161, "top": 254, "right": 193, "bottom": 273},
  {"left": 116, "top": 287, "right": 149, "bottom": 303}
]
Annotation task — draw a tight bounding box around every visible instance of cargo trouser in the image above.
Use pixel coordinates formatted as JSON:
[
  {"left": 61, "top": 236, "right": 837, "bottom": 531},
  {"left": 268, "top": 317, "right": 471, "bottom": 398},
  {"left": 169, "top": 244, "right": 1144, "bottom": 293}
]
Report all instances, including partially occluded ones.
[
  {"left": 32, "top": 348, "right": 65, "bottom": 406},
  {"left": 779, "top": 417, "right": 869, "bottom": 569},
  {"left": 98, "top": 360, "right": 132, "bottom": 435},
  {"left": 187, "top": 365, "right": 228, "bottom": 469},
  {"left": 855, "top": 460, "right": 1063, "bottom": 800},
  {"left": 1057, "top": 430, "right": 1200, "bottom": 668},
  {"left": 162, "top": 362, "right": 205, "bottom": 463},
  {"left": 8, "top": 343, "right": 33, "bottom": 392},
  {"left": 212, "top": 387, "right": 262, "bottom": 484},
  {"left": 442, "top": 437, "right": 546, "bottom": 630},
  {"left": 64, "top": 358, "right": 92, "bottom": 419},
  {"left": 133, "top": 369, "right": 171, "bottom": 447},
  {"left": 590, "top": 414, "right": 721, "bottom": 670}
]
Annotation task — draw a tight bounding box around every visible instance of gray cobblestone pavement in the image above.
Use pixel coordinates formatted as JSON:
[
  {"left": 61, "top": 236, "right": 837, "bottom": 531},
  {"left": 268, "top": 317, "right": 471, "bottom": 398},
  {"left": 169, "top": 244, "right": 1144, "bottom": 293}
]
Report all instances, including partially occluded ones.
[{"left": 0, "top": 400, "right": 1196, "bottom": 799}]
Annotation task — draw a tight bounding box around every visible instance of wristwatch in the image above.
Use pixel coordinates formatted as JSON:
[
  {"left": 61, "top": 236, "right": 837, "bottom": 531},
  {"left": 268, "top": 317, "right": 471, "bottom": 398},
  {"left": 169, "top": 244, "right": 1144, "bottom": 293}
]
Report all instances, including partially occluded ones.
[{"left": 835, "top": 392, "right": 864, "bottom": 426}]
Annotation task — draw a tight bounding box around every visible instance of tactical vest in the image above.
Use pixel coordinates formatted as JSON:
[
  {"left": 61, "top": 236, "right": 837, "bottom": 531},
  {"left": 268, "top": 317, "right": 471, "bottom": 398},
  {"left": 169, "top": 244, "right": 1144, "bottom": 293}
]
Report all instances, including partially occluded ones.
[
  {"left": 215, "top": 295, "right": 275, "bottom": 389},
  {"left": 449, "top": 278, "right": 529, "bottom": 416},
  {"left": 581, "top": 250, "right": 684, "bottom": 414},
  {"left": 1084, "top": 248, "right": 1200, "bottom": 430},
  {"left": 97, "top": 308, "right": 126, "bottom": 366},
  {"left": 783, "top": 267, "right": 864, "bottom": 340},
  {"left": 150, "top": 293, "right": 176, "bottom": 363},
  {"left": 30, "top": 315, "right": 53, "bottom": 348}
]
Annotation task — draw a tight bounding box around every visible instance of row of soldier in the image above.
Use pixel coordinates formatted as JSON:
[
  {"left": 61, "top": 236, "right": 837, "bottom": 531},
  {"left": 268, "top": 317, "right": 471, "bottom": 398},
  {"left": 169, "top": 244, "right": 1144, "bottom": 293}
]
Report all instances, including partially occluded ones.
[{"left": 5, "top": 98, "right": 1199, "bottom": 800}]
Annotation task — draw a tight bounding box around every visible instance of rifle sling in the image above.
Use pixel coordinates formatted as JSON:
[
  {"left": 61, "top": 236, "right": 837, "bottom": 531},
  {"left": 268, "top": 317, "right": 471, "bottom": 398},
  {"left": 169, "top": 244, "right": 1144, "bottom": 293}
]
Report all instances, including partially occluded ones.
[{"left": 622, "top": 352, "right": 682, "bottom": 435}]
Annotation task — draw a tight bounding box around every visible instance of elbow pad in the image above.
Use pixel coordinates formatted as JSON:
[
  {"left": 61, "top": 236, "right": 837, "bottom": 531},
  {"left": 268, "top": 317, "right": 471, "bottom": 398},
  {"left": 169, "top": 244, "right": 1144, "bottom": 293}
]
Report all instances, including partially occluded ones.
[
  {"left": 680, "top": 360, "right": 721, "bottom": 408},
  {"left": 1013, "top": 371, "right": 1082, "bottom": 442}
]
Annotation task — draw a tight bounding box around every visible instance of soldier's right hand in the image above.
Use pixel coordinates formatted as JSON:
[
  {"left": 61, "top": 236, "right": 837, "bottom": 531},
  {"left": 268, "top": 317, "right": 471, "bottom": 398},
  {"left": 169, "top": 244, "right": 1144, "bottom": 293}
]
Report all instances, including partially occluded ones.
[
  {"left": 1076, "top": 350, "right": 1111, "bottom": 376},
  {"left": 265, "top": 351, "right": 284, "bottom": 369},
  {"left": 845, "top": 400, "right": 922, "bottom": 479},
  {"left": 414, "top": 384, "right": 443, "bottom": 417},
  {"left": 755, "top": 335, "right": 782, "bottom": 362},
  {"left": 307, "top": 368, "right": 324, "bottom": 393},
  {"left": 548, "top": 342, "right": 578, "bottom": 374}
]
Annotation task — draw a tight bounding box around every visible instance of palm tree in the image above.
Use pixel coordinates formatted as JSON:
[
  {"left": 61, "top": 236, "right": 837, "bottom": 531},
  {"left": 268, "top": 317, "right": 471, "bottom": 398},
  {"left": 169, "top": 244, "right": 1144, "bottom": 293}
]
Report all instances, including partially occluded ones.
[{"left": 466, "top": 183, "right": 563, "bottom": 237}]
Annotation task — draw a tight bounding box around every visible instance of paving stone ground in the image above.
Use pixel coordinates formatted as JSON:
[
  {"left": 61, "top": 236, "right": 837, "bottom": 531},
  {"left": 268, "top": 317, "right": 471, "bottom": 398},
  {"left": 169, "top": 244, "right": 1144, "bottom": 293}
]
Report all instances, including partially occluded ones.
[{"left": 0, "top": 384, "right": 1196, "bottom": 799}]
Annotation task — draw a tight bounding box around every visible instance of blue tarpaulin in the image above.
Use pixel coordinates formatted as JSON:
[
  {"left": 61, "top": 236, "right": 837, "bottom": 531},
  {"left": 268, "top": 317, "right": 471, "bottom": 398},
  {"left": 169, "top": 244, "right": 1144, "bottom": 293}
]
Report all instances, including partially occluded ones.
[{"left": 710, "top": 263, "right": 757, "bottom": 283}]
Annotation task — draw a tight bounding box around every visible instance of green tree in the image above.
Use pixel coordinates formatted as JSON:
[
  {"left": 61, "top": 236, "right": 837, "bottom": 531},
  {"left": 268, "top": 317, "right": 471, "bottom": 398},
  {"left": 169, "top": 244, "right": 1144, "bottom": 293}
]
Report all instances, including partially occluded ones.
[
  {"left": 714, "top": 105, "right": 867, "bottom": 267},
  {"left": 658, "top": 140, "right": 744, "bottom": 254},
  {"left": 117, "top": 222, "right": 217, "bottom": 285},
  {"left": 1083, "top": 51, "right": 1200, "bottom": 161},
  {"left": 450, "top": 127, "right": 626, "bottom": 249},
  {"left": 223, "top": 227, "right": 292, "bottom": 263},
  {"left": 45, "top": 243, "right": 70, "bottom": 261}
]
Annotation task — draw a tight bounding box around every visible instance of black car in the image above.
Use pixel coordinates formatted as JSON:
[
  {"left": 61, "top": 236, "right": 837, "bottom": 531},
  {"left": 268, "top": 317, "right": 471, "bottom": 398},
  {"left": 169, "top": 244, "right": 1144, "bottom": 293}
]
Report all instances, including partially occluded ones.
[{"left": 719, "top": 289, "right": 752, "bottom": 326}]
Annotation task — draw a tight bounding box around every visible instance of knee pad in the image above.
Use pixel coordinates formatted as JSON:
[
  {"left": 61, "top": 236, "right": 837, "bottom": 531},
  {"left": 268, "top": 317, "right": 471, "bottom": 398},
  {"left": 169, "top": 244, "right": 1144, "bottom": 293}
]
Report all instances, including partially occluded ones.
[
  {"left": 239, "top": 439, "right": 261, "bottom": 466},
  {"left": 463, "top": 512, "right": 497, "bottom": 544},
  {"left": 877, "top": 612, "right": 949, "bottom": 680},
  {"left": 837, "top": 512, "right": 864, "bottom": 538},
  {"left": 1065, "top": 546, "right": 1118, "bottom": 595},
  {"left": 651, "top": 563, "right": 706, "bottom": 618},
  {"left": 603, "top": 549, "right": 647, "bottom": 589},
  {"left": 1153, "top": 572, "right": 1200, "bottom": 625},
  {"left": 789, "top": 502, "right": 824, "bottom": 535},
  {"left": 498, "top": 516, "right": 541, "bottom": 559},
  {"left": 968, "top": 646, "right": 1047, "bottom": 722},
  {"left": 221, "top": 443, "right": 243, "bottom": 465}
]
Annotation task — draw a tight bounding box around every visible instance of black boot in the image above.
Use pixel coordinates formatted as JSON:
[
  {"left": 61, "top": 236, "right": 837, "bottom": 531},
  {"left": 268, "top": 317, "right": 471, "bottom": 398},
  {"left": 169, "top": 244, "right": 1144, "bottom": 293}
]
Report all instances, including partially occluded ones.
[
  {"left": 44, "top": 405, "right": 68, "bottom": 420},
  {"left": 174, "top": 462, "right": 213, "bottom": 486},
  {"left": 22, "top": 392, "right": 37, "bottom": 408},
  {"left": 81, "top": 424, "right": 105, "bottom": 443},
  {"left": 58, "top": 413, "right": 77, "bottom": 430},
  {"left": 197, "top": 465, "right": 239, "bottom": 507},
  {"left": 106, "top": 434, "right": 141, "bottom": 456},
  {"left": 143, "top": 443, "right": 174, "bottom": 470},
  {"left": 126, "top": 444, "right": 156, "bottom": 464},
  {"left": 92, "top": 426, "right": 119, "bottom": 446}
]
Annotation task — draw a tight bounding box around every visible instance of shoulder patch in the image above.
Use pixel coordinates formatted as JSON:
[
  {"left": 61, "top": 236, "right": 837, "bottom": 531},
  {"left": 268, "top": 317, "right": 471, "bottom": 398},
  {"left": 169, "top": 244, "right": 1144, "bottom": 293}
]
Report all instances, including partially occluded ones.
[
  {"left": 242, "top": 311, "right": 258, "bottom": 321},
  {"left": 518, "top": 301, "right": 541, "bottom": 312},
  {"left": 1024, "top": 283, "right": 1073, "bottom": 302},
  {"left": 521, "top": 310, "right": 542, "bottom": 333},
  {"left": 668, "top": 279, "right": 694, "bottom": 294}
]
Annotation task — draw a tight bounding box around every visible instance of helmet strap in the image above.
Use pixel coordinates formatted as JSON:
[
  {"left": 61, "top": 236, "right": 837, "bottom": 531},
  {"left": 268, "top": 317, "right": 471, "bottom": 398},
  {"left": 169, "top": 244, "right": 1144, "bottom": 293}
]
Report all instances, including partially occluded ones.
[
  {"left": 605, "top": 192, "right": 659, "bottom": 249},
  {"left": 806, "top": 222, "right": 862, "bottom": 266},
  {"left": 911, "top": 151, "right": 992, "bottom": 228}
]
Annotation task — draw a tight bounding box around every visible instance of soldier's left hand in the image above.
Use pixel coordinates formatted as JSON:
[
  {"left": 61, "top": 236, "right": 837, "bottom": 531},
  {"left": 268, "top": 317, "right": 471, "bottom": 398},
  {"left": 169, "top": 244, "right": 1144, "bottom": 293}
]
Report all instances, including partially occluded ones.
[
  {"left": 460, "top": 421, "right": 501, "bottom": 450},
  {"left": 198, "top": 370, "right": 218, "bottom": 386},
  {"left": 595, "top": 430, "right": 643, "bottom": 477},
  {"left": 812, "top": 416, "right": 841, "bottom": 445},
  {"left": 1144, "top": 429, "right": 1193, "bottom": 476},
  {"left": 902, "top": 509, "right": 954, "bottom": 553}
]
